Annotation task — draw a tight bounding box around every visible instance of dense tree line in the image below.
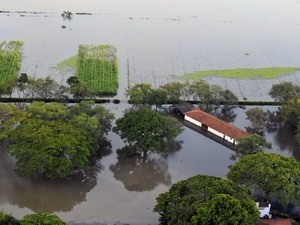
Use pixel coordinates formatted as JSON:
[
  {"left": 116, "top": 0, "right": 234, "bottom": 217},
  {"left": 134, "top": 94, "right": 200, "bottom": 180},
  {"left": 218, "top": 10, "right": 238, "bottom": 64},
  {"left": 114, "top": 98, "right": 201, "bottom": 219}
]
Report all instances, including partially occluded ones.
[
  {"left": 0, "top": 211, "right": 65, "bottom": 225},
  {"left": 126, "top": 81, "right": 238, "bottom": 112},
  {"left": 0, "top": 101, "right": 114, "bottom": 179}
]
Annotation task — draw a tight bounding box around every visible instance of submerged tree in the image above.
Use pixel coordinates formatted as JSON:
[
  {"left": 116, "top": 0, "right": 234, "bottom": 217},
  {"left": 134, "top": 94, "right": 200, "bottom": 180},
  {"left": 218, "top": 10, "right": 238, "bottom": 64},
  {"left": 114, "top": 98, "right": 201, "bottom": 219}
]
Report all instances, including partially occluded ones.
[
  {"left": 113, "top": 108, "right": 183, "bottom": 157},
  {"left": 232, "top": 134, "right": 271, "bottom": 160},
  {"left": 269, "top": 81, "right": 300, "bottom": 103},
  {"left": 10, "top": 118, "right": 93, "bottom": 179},
  {"left": 154, "top": 174, "right": 259, "bottom": 225},
  {"left": 20, "top": 212, "right": 66, "bottom": 225},
  {"left": 24, "top": 76, "right": 67, "bottom": 99},
  {"left": 245, "top": 107, "right": 269, "bottom": 134},
  {"left": 228, "top": 152, "right": 300, "bottom": 206},
  {"left": 0, "top": 101, "right": 114, "bottom": 179}
]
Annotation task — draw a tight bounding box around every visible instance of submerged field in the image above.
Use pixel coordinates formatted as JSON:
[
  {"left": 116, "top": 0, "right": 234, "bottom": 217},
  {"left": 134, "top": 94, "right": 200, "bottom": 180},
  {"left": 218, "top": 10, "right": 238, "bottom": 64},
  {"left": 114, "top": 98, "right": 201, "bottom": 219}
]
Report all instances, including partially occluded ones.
[
  {"left": 0, "top": 40, "right": 22, "bottom": 95},
  {"left": 181, "top": 67, "right": 300, "bottom": 79},
  {"left": 77, "top": 44, "right": 118, "bottom": 95}
]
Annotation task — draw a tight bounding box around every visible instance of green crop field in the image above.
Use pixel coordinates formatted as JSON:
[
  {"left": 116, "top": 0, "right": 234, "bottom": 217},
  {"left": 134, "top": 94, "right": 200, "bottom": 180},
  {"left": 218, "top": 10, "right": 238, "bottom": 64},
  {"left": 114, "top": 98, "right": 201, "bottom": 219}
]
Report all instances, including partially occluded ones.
[
  {"left": 181, "top": 67, "right": 300, "bottom": 79},
  {"left": 77, "top": 44, "right": 118, "bottom": 95},
  {"left": 0, "top": 41, "right": 23, "bottom": 95}
]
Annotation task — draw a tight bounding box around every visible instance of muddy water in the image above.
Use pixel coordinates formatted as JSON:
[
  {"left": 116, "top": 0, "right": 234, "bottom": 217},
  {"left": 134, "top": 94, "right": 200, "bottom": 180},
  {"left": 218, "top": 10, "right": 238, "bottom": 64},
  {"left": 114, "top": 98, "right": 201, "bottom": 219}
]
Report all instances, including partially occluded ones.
[
  {"left": 1, "top": 0, "right": 300, "bottom": 100},
  {"left": 1, "top": 1, "right": 300, "bottom": 224}
]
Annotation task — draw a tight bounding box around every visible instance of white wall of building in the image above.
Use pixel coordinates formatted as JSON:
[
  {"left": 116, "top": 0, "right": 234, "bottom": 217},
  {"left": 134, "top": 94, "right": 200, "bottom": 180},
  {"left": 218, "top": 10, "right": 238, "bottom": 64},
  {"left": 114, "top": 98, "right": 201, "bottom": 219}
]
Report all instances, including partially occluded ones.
[
  {"left": 185, "top": 115, "right": 202, "bottom": 127},
  {"left": 185, "top": 115, "right": 236, "bottom": 144}
]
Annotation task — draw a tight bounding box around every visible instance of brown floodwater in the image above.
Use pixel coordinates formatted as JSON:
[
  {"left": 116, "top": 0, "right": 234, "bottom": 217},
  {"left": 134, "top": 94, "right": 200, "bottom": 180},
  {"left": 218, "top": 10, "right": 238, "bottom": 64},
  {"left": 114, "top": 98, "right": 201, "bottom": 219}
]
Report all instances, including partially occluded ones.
[{"left": 1, "top": 1, "right": 300, "bottom": 224}]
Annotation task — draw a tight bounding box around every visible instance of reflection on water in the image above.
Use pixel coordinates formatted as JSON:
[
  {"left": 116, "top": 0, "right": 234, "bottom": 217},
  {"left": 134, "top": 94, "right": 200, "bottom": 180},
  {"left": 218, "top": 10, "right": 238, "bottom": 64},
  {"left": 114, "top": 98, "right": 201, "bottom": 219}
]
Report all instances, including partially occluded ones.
[
  {"left": 270, "top": 127, "right": 300, "bottom": 160},
  {"left": 0, "top": 152, "right": 100, "bottom": 212},
  {"left": 110, "top": 154, "right": 171, "bottom": 192}
]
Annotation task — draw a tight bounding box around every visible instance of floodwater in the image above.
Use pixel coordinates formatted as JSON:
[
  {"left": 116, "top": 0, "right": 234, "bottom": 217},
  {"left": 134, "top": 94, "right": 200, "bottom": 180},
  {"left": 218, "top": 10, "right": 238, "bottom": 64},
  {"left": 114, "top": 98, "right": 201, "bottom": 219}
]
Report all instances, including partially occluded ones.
[
  {"left": 1, "top": 1, "right": 300, "bottom": 224},
  {"left": 1, "top": 0, "right": 300, "bottom": 100}
]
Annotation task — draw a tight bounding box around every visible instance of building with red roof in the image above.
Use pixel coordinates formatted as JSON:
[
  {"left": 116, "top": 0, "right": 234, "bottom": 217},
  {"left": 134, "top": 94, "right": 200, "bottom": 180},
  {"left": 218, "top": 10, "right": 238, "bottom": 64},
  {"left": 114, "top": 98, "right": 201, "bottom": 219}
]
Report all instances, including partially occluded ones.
[
  {"left": 259, "top": 218, "right": 292, "bottom": 225},
  {"left": 184, "top": 109, "right": 248, "bottom": 145}
]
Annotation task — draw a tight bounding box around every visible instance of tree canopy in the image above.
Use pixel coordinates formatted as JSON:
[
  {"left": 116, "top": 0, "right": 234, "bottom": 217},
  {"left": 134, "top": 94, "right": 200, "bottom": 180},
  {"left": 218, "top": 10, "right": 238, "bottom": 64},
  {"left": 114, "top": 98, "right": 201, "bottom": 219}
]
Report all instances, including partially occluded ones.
[
  {"left": 154, "top": 174, "right": 259, "bottom": 225},
  {"left": 228, "top": 152, "right": 300, "bottom": 206},
  {"left": 10, "top": 118, "right": 92, "bottom": 179},
  {"left": 269, "top": 81, "right": 300, "bottom": 103},
  {"left": 126, "top": 81, "right": 238, "bottom": 112},
  {"left": 19, "top": 212, "right": 66, "bottom": 225},
  {"left": 113, "top": 108, "right": 183, "bottom": 156},
  {"left": 245, "top": 107, "right": 269, "bottom": 134},
  {"left": 0, "top": 101, "right": 114, "bottom": 179},
  {"left": 232, "top": 134, "right": 271, "bottom": 160}
]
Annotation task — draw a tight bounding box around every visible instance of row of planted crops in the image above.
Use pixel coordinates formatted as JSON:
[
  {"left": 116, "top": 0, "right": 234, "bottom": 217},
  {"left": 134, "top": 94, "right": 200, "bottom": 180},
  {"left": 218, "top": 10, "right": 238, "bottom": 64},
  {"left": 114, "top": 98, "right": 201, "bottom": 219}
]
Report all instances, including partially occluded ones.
[
  {"left": 0, "top": 41, "right": 23, "bottom": 95},
  {"left": 77, "top": 44, "right": 118, "bottom": 95},
  {"left": 0, "top": 41, "right": 119, "bottom": 97}
]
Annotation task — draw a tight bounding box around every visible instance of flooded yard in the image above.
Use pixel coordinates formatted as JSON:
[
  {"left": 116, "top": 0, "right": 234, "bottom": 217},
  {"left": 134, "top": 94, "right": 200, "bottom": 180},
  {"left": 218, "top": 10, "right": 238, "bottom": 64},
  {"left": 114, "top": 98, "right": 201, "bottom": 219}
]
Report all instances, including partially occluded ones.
[{"left": 1, "top": 0, "right": 300, "bottom": 224}]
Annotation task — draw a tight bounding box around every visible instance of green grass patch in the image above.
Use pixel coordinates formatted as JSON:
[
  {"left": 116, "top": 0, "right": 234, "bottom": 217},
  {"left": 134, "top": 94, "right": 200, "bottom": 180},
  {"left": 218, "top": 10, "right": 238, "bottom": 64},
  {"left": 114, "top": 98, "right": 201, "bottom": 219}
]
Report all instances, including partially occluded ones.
[
  {"left": 55, "top": 55, "right": 77, "bottom": 70},
  {"left": 0, "top": 40, "right": 23, "bottom": 95},
  {"left": 77, "top": 44, "right": 118, "bottom": 95},
  {"left": 181, "top": 67, "right": 300, "bottom": 79}
]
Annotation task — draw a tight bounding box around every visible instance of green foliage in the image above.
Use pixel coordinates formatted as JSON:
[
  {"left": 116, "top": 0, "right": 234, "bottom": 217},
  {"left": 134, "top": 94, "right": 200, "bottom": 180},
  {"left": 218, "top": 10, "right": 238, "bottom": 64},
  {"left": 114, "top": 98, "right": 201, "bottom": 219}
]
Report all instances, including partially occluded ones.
[
  {"left": 0, "top": 211, "right": 20, "bottom": 225},
  {"left": 245, "top": 107, "right": 269, "bottom": 134},
  {"left": 9, "top": 118, "right": 92, "bottom": 179},
  {"left": 24, "top": 76, "right": 67, "bottom": 99},
  {"left": 192, "top": 194, "right": 257, "bottom": 225},
  {"left": 0, "top": 103, "right": 27, "bottom": 140},
  {"left": 27, "top": 101, "right": 68, "bottom": 121},
  {"left": 269, "top": 81, "right": 300, "bottom": 103},
  {"left": 228, "top": 152, "right": 300, "bottom": 206},
  {"left": 280, "top": 98, "right": 300, "bottom": 128},
  {"left": 0, "top": 101, "right": 114, "bottom": 179},
  {"left": 0, "top": 41, "right": 23, "bottom": 95},
  {"left": 159, "top": 82, "right": 184, "bottom": 103},
  {"left": 181, "top": 67, "right": 300, "bottom": 79},
  {"left": 126, "top": 83, "right": 153, "bottom": 106},
  {"left": 232, "top": 134, "right": 271, "bottom": 160},
  {"left": 126, "top": 81, "right": 238, "bottom": 111},
  {"left": 154, "top": 174, "right": 259, "bottom": 225},
  {"left": 113, "top": 108, "right": 183, "bottom": 156},
  {"left": 20, "top": 212, "right": 65, "bottom": 225},
  {"left": 77, "top": 44, "right": 118, "bottom": 95}
]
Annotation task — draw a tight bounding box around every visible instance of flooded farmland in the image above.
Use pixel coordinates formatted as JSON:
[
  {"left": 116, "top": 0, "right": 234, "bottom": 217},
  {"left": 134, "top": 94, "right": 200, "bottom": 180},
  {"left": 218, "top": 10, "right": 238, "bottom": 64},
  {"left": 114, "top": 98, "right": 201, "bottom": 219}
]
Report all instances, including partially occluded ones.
[{"left": 1, "top": 0, "right": 300, "bottom": 224}]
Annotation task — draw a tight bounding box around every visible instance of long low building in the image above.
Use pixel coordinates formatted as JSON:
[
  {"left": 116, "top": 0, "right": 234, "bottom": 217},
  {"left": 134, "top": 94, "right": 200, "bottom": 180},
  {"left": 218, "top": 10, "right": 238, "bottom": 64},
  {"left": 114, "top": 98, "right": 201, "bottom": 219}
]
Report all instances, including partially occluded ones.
[{"left": 184, "top": 109, "right": 248, "bottom": 145}]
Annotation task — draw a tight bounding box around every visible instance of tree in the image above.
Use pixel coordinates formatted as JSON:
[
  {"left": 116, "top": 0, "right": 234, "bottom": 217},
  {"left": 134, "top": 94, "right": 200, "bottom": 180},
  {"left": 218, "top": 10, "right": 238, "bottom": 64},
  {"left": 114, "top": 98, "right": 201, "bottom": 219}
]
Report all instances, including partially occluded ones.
[
  {"left": 0, "top": 103, "right": 27, "bottom": 140},
  {"left": 269, "top": 82, "right": 300, "bottom": 103},
  {"left": 113, "top": 109, "right": 183, "bottom": 157},
  {"left": 159, "top": 82, "right": 183, "bottom": 103},
  {"left": 227, "top": 152, "right": 300, "bottom": 206},
  {"left": 9, "top": 118, "right": 93, "bottom": 179},
  {"left": 126, "top": 83, "right": 153, "bottom": 107},
  {"left": 245, "top": 107, "right": 269, "bottom": 134},
  {"left": 232, "top": 134, "right": 271, "bottom": 160},
  {"left": 20, "top": 212, "right": 65, "bottom": 225},
  {"left": 16, "top": 73, "right": 28, "bottom": 97},
  {"left": 0, "top": 212, "right": 20, "bottom": 225},
  {"left": 24, "top": 77, "right": 66, "bottom": 99},
  {"left": 220, "top": 89, "right": 239, "bottom": 111},
  {"left": 190, "top": 80, "right": 212, "bottom": 110},
  {"left": 66, "top": 76, "right": 92, "bottom": 99},
  {"left": 27, "top": 101, "right": 68, "bottom": 121},
  {"left": 192, "top": 194, "right": 257, "bottom": 225},
  {"left": 147, "top": 88, "right": 168, "bottom": 110},
  {"left": 154, "top": 174, "right": 259, "bottom": 225}
]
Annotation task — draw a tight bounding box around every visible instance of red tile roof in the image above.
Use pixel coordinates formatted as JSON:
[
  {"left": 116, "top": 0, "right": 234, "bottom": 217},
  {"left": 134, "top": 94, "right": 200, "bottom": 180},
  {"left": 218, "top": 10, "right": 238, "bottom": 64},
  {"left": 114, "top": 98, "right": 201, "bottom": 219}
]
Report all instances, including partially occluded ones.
[
  {"left": 184, "top": 109, "right": 248, "bottom": 139},
  {"left": 259, "top": 219, "right": 292, "bottom": 225}
]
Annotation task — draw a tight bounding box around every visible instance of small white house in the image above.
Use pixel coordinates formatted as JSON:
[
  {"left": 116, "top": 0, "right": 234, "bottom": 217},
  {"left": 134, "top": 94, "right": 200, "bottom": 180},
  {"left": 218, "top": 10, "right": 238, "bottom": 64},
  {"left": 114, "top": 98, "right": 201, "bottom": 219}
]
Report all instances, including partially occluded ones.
[
  {"left": 184, "top": 109, "right": 248, "bottom": 145},
  {"left": 256, "top": 202, "right": 271, "bottom": 218}
]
